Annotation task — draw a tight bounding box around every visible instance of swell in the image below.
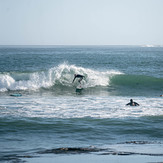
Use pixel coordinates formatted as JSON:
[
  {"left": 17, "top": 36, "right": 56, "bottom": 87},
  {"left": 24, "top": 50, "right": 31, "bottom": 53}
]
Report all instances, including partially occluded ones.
[
  {"left": 110, "top": 74, "right": 163, "bottom": 89},
  {"left": 1, "top": 117, "right": 163, "bottom": 138},
  {"left": 109, "top": 74, "right": 163, "bottom": 96}
]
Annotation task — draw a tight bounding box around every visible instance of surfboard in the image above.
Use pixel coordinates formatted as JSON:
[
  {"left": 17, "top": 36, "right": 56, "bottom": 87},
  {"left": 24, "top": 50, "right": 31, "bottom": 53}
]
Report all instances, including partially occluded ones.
[{"left": 10, "top": 93, "right": 22, "bottom": 97}]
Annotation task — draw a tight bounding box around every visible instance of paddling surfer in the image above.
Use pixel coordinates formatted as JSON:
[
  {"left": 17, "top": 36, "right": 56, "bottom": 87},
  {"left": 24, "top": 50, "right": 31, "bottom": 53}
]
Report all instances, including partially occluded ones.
[{"left": 126, "top": 99, "right": 139, "bottom": 106}]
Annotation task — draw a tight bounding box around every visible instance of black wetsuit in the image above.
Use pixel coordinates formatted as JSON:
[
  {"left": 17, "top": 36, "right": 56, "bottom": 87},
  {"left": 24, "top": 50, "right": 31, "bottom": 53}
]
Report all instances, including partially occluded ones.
[
  {"left": 72, "top": 74, "right": 85, "bottom": 83},
  {"left": 126, "top": 102, "right": 139, "bottom": 106}
]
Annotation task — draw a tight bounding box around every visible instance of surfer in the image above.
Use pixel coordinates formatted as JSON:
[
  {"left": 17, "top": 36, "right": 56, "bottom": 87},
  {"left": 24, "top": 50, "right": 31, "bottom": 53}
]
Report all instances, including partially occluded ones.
[
  {"left": 126, "top": 99, "right": 139, "bottom": 106},
  {"left": 72, "top": 74, "right": 85, "bottom": 83}
]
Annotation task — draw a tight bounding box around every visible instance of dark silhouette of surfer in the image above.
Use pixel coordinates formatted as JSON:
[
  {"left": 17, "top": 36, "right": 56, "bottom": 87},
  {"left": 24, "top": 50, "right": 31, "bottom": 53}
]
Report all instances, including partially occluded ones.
[
  {"left": 126, "top": 99, "right": 139, "bottom": 106},
  {"left": 72, "top": 74, "right": 85, "bottom": 83}
]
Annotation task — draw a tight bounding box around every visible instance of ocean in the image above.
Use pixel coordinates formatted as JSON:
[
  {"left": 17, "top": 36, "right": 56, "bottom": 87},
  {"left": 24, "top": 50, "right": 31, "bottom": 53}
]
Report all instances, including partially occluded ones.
[{"left": 0, "top": 46, "right": 163, "bottom": 162}]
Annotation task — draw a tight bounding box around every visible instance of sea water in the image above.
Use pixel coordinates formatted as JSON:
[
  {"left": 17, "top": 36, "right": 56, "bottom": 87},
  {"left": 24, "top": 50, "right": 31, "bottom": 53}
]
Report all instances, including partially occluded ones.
[{"left": 0, "top": 46, "right": 163, "bottom": 162}]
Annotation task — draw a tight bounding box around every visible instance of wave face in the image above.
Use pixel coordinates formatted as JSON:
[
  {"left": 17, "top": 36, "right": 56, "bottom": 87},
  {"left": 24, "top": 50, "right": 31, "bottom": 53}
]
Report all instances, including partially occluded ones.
[{"left": 110, "top": 74, "right": 163, "bottom": 90}]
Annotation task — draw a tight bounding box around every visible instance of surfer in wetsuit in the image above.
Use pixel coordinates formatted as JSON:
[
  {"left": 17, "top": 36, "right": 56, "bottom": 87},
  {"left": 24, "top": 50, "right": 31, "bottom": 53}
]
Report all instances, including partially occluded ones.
[
  {"left": 72, "top": 74, "right": 85, "bottom": 83},
  {"left": 126, "top": 99, "right": 139, "bottom": 106}
]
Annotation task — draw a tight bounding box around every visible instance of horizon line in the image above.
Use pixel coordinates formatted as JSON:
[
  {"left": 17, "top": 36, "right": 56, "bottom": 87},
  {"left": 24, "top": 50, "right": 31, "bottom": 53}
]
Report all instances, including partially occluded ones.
[{"left": 0, "top": 44, "right": 162, "bottom": 47}]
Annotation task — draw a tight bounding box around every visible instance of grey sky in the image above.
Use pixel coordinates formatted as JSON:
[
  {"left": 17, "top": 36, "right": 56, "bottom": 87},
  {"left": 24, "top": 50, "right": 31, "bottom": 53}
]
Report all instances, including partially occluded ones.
[{"left": 0, "top": 0, "right": 163, "bottom": 45}]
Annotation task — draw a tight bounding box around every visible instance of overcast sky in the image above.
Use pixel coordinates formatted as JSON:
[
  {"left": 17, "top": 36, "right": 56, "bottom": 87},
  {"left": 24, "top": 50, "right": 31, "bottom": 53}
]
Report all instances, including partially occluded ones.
[{"left": 0, "top": 0, "right": 163, "bottom": 45}]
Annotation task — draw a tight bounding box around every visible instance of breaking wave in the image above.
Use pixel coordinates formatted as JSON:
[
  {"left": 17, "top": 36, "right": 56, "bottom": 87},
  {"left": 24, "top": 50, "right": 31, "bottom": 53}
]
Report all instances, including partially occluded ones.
[
  {"left": 0, "top": 63, "right": 162, "bottom": 94},
  {"left": 0, "top": 63, "right": 122, "bottom": 92}
]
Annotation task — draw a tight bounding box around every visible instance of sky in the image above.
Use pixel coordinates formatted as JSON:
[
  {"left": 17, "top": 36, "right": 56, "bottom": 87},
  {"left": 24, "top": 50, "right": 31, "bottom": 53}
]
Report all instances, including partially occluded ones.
[{"left": 0, "top": 0, "right": 163, "bottom": 45}]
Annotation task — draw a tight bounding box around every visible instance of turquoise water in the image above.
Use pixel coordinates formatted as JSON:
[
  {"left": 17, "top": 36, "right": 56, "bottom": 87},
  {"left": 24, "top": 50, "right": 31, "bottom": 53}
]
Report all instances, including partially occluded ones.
[{"left": 0, "top": 46, "right": 163, "bottom": 162}]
